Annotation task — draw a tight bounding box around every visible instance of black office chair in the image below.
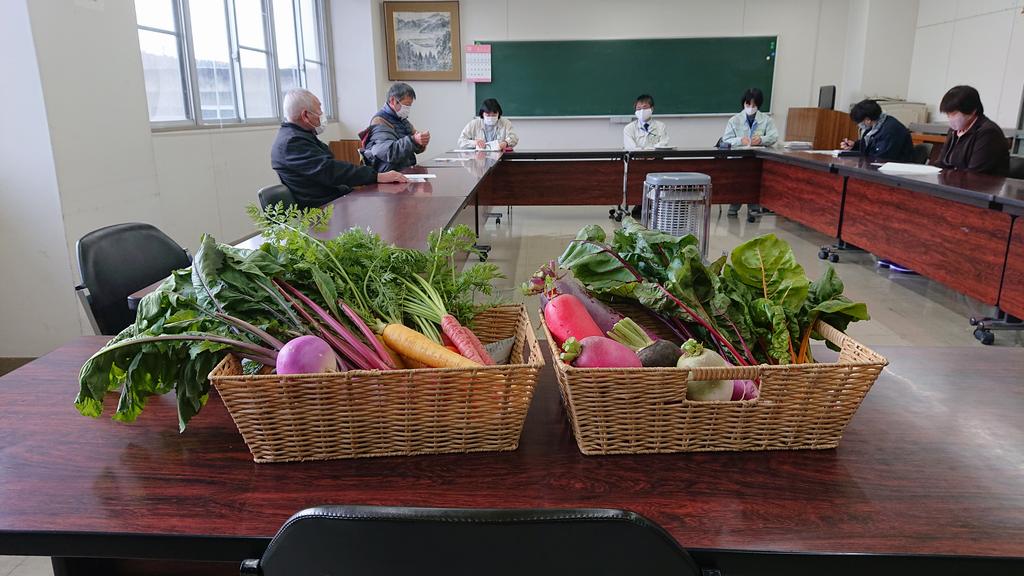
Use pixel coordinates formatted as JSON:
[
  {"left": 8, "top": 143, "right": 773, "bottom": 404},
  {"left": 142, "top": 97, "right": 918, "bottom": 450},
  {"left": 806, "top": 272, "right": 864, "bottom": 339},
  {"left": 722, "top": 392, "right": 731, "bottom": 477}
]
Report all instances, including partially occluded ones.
[
  {"left": 257, "top": 184, "right": 297, "bottom": 210},
  {"left": 240, "top": 506, "right": 701, "bottom": 576},
  {"left": 75, "top": 223, "right": 191, "bottom": 335},
  {"left": 1009, "top": 155, "right": 1024, "bottom": 179},
  {"left": 910, "top": 142, "right": 933, "bottom": 165}
]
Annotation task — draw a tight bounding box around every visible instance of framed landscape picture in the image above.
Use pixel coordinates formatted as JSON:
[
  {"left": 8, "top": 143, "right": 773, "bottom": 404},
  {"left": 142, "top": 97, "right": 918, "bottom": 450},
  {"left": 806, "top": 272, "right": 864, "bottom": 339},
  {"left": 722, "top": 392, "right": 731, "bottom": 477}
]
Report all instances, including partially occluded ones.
[{"left": 383, "top": 1, "right": 461, "bottom": 81}]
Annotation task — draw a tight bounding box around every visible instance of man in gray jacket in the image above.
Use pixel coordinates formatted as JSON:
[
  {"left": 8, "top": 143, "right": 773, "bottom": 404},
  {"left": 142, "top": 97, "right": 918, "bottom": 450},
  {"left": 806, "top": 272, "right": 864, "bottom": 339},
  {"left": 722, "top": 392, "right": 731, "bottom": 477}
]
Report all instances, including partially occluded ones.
[{"left": 359, "top": 83, "right": 430, "bottom": 172}]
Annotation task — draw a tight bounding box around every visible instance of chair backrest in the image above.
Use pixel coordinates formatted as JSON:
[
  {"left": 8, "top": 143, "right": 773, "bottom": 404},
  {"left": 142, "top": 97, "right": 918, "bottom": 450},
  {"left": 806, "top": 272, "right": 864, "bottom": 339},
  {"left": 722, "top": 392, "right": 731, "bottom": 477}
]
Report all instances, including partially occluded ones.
[
  {"left": 76, "top": 223, "right": 191, "bottom": 335},
  {"left": 241, "top": 506, "right": 701, "bottom": 576},
  {"left": 911, "top": 142, "right": 933, "bottom": 165},
  {"left": 328, "top": 139, "right": 363, "bottom": 165},
  {"left": 1009, "top": 155, "right": 1024, "bottom": 179},
  {"left": 257, "top": 184, "right": 297, "bottom": 210}
]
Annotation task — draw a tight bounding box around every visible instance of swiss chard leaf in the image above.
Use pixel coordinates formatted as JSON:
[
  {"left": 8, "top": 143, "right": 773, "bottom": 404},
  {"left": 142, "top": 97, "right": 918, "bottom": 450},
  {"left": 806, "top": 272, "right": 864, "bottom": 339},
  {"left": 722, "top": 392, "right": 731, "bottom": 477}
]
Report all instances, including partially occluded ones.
[{"left": 727, "top": 234, "right": 809, "bottom": 312}]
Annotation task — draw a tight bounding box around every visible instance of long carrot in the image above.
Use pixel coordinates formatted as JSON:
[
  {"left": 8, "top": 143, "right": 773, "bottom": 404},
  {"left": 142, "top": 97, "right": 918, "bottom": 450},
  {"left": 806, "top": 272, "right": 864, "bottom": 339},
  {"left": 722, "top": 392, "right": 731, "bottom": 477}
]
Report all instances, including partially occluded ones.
[
  {"left": 381, "top": 342, "right": 407, "bottom": 369},
  {"left": 378, "top": 322, "right": 481, "bottom": 369},
  {"left": 460, "top": 326, "right": 494, "bottom": 365},
  {"left": 440, "top": 314, "right": 485, "bottom": 363}
]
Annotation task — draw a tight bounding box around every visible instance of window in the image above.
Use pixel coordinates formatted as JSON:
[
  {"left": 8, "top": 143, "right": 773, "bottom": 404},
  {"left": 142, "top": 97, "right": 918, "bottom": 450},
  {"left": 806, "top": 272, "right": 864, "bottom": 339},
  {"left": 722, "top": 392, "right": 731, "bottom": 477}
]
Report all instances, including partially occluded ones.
[{"left": 134, "top": 0, "right": 332, "bottom": 127}]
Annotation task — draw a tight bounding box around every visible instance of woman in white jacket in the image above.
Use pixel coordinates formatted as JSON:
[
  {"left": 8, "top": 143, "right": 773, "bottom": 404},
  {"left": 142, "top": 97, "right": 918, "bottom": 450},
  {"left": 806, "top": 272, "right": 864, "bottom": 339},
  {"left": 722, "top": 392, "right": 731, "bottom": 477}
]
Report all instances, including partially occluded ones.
[
  {"left": 723, "top": 87, "right": 778, "bottom": 217},
  {"left": 457, "top": 98, "right": 519, "bottom": 150}
]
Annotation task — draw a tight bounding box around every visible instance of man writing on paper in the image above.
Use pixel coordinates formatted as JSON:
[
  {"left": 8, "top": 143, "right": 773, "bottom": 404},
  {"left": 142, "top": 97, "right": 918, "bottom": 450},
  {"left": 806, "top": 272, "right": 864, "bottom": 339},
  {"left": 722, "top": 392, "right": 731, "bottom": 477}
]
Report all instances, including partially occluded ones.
[
  {"left": 360, "top": 83, "right": 430, "bottom": 172},
  {"left": 838, "top": 99, "right": 913, "bottom": 162},
  {"left": 271, "top": 89, "right": 407, "bottom": 209},
  {"left": 623, "top": 94, "right": 670, "bottom": 150}
]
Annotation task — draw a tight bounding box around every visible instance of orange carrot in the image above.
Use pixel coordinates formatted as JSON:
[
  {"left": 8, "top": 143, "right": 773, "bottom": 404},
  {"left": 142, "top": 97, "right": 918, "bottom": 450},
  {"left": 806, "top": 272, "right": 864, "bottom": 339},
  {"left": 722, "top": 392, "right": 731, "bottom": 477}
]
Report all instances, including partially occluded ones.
[
  {"left": 444, "top": 345, "right": 460, "bottom": 354},
  {"left": 381, "top": 342, "right": 407, "bottom": 369},
  {"left": 380, "top": 322, "right": 481, "bottom": 369}
]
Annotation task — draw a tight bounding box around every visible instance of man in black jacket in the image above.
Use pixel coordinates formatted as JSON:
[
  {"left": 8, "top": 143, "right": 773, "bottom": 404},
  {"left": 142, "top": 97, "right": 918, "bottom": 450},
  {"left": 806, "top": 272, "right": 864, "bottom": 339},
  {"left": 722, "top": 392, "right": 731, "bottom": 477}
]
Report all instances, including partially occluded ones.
[
  {"left": 271, "top": 89, "right": 406, "bottom": 208},
  {"left": 840, "top": 99, "right": 914, "bottom": 162}
]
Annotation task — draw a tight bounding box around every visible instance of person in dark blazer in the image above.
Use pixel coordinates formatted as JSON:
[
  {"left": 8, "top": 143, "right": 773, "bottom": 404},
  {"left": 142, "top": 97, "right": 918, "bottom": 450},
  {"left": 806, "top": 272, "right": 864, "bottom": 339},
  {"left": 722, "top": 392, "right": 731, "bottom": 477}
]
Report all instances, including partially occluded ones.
[
  {"left": 271, "top": 89, "right": 406, "bottom": 208},
  {"left": 839, "top": 99, "right": 914, "bottom": 161},
  {"left": 359, "top": 83, "right": 430, "bottom": 172},
  {"left": 934, "top": 85, "right": 1010, "bottom": 175}
]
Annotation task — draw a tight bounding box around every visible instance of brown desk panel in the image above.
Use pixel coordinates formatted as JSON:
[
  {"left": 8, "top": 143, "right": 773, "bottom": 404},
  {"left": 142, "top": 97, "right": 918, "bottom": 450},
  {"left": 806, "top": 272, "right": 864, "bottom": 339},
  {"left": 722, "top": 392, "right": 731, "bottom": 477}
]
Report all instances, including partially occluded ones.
[
  {"left": 760, "top": 159, "right": 843, "bottom": 237},
  {"left": 998, "top": 217, "right": 1024, "bottom": 317},
  {"left": 841, "top": 178, "right": 1012, "bottom": 305},
  {"left": 625, "top": 156, "right": 762, "bottom": 205},
  {"left": 480, "top": 159, "right": 625, "bottom": 205}
]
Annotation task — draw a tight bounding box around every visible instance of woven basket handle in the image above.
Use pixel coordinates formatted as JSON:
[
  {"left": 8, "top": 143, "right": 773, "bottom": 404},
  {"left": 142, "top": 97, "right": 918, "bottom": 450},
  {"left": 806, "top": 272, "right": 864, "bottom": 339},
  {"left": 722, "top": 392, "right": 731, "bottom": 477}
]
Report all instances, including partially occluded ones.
[{"left": 686, "top": 364, "right": 762, "bottom": 381}]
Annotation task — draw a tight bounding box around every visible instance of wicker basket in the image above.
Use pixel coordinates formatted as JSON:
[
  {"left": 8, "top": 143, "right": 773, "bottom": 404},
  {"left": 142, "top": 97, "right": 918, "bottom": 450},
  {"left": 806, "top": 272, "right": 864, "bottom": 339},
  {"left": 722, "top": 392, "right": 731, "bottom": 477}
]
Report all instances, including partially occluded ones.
[
  {"left": 210, "top": 305, "right": 544, "bottom": 463},
  {"left": 542, "top": 318, "right": 887, "bottom": 455}
]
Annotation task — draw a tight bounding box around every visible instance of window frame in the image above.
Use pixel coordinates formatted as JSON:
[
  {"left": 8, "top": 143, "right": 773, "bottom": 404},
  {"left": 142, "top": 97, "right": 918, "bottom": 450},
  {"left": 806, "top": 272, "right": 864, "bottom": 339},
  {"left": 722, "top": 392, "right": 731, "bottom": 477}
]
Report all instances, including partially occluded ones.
[
  {"left": 136, "top": 0, "right": 194, "bottom": 129},
  {"left": 136, "top": 0, "right": 334, "bottom": 131}
]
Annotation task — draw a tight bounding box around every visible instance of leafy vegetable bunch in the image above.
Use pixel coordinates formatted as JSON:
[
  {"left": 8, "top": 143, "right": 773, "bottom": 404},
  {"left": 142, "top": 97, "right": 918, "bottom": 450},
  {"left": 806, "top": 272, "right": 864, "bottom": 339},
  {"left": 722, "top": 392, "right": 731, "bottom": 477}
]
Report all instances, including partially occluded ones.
[
  {"left": 556, "top": 218, "right": 868, "bottom": 366},
  {"left": 76, "top": 204, "right": 503, "bottom": 430}
]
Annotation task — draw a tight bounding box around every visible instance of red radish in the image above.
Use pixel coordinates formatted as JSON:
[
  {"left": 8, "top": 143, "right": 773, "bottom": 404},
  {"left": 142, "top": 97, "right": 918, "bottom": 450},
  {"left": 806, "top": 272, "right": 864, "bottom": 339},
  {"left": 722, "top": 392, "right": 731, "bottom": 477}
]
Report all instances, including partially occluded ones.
[
  {"left": 276, "top": 335, "right": 338, "bottom": 374},
  {"left": 544, "top": 294, "right": 603, "bottom": 346},
  {"left": 559, "top": 336, "right": 642, "bottom": 368}
]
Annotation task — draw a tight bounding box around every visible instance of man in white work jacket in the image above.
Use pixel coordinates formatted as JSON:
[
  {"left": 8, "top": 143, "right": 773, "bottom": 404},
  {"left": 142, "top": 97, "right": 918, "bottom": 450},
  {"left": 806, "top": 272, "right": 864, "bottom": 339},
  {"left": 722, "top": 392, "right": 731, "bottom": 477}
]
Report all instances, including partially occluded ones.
[{"left": 623, "top": 94, "right": 670, "bottom": 150}]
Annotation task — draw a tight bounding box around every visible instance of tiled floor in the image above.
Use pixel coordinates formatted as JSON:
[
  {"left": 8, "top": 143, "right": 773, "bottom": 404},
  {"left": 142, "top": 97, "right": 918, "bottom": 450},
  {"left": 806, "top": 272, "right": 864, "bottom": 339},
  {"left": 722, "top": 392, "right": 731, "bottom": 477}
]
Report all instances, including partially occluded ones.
[{"left": 2, "top": 206, "right": 1020, "bottom": 575}]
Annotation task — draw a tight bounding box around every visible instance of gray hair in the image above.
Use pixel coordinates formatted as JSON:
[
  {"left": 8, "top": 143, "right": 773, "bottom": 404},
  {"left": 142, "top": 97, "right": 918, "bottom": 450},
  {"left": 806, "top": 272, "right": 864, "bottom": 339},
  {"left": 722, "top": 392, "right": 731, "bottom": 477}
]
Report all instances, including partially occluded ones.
[
  {"left": 283, "top": 89, "right": 319, "bottom": 122},
  {"left": 387, "top": 82, "right": 416, "bottom": 102}
]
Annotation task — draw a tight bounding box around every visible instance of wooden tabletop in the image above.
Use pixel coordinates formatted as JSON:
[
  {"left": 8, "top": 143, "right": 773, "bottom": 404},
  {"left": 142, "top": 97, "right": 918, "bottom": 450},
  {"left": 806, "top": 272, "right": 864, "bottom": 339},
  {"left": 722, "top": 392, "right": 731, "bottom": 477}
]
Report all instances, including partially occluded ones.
[{"left": 2, "top": 339, "right": 1022, "bottom": 567}]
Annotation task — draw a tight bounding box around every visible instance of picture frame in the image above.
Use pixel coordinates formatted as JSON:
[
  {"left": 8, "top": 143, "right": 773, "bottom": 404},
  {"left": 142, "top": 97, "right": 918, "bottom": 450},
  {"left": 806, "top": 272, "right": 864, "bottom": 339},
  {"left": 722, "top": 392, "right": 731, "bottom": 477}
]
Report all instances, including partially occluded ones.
[{"left": 383, "top": 1, "right": 462, "bottom": 81}]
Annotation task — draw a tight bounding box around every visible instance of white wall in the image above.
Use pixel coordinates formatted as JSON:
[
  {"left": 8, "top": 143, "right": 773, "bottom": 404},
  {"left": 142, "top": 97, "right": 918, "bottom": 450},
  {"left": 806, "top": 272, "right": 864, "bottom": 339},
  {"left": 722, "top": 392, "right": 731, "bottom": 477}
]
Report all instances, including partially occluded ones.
[
  {"left": 908, "top": 0, "right": 1024, "bottom": 124},
  {"left": 348, "top": 0, "right": 854, "bottom": 150},
  {"left": 841, "top": 0, "right": 920, "bottom": 110},
  {"left": 0, "top": 0, "right": 81, "bottom": 357}
]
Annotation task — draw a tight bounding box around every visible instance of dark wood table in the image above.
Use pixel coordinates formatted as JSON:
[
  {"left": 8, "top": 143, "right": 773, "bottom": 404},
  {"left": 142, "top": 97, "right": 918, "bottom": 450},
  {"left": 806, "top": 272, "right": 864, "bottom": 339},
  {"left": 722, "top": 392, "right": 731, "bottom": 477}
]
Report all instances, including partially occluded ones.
[{"left": 2, "top": 340, "right": 1022, "bottom": 575}]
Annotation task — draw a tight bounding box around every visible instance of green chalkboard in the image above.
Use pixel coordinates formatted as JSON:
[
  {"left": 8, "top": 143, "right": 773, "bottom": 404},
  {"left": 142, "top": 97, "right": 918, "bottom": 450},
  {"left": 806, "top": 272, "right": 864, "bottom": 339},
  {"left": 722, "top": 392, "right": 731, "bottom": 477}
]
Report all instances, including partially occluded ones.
[{"left": 474, "top": 36, "right": 777, "bottom": 117}]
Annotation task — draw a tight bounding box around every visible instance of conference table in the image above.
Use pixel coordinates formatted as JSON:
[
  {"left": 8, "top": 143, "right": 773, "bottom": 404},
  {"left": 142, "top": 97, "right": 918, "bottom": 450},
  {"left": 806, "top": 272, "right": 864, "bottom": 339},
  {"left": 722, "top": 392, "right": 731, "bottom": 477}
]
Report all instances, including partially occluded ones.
[
  {"left": 7, "top": 146, "right": 1024, "bottom": 575},
  {"left": 1, "top": 341, "right": 1022, "bottom": 576}
]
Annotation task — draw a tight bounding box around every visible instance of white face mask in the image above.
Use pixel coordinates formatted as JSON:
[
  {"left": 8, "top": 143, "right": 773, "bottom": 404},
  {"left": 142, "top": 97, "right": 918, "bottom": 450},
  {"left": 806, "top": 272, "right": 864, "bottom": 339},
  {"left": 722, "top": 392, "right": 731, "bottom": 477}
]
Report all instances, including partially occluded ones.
[
  {"left": 313, "top": 114, "right": 326, "bottom": 135},
  {"left": 483, "top": 115, "right": 498, "bottom": 126},
  {"left": 744, "top": 105, "right": 758, "bottom": 116},
  {"left": 395, "top": 101, "right": 412, "bottom": 119},
  {"left": 947, "top": 112, "right": 968, "bottom": 132},
  {"left": 635, "top": 108, "right": 652, "bottom": 122}
]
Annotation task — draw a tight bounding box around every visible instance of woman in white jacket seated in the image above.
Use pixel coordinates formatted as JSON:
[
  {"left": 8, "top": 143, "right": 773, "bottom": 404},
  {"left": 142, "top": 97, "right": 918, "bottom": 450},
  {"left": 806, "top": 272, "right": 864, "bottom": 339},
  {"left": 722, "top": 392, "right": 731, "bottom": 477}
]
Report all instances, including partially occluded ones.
[
  {"left": 722, "top": 87, "right": 778, "bottom": 217},
  {"left": 457, "top": 98, "right": 519, "bottom": 150}
]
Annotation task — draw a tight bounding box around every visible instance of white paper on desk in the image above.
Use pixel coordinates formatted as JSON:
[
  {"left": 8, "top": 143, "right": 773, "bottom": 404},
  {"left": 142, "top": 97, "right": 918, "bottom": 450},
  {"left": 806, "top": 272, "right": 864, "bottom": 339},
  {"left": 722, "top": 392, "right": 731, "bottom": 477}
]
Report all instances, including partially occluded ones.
[
  {"left": 405, "top": 173, "right": 437, "bottom": 180},
  {"left": 432, "top": 157, "right": 467, "bottom": 162},
  {"left": 877, "top": 162, "right": 942, "bottom": 175}
]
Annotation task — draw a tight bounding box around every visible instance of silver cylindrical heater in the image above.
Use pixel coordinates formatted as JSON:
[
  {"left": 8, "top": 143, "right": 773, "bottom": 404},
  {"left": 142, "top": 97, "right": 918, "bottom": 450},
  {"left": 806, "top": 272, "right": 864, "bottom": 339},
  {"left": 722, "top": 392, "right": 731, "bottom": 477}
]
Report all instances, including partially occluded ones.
[{"left": 640, "top": 172, "right": 712, "bottom": 257}]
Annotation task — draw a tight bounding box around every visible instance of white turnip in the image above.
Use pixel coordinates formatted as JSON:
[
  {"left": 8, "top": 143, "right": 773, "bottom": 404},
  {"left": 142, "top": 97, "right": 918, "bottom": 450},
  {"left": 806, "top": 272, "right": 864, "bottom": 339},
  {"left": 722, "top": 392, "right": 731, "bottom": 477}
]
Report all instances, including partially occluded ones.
[{"left": 677, "top": 339, "right": 733, "bottom": 401}]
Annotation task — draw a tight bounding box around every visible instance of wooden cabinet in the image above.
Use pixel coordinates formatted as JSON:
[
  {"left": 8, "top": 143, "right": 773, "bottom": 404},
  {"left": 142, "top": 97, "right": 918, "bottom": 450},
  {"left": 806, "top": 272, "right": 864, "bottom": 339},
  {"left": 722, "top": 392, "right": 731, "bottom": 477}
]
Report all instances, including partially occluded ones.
[{"left": 785, "top": 108, "right": 858, "bottom": 150}]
